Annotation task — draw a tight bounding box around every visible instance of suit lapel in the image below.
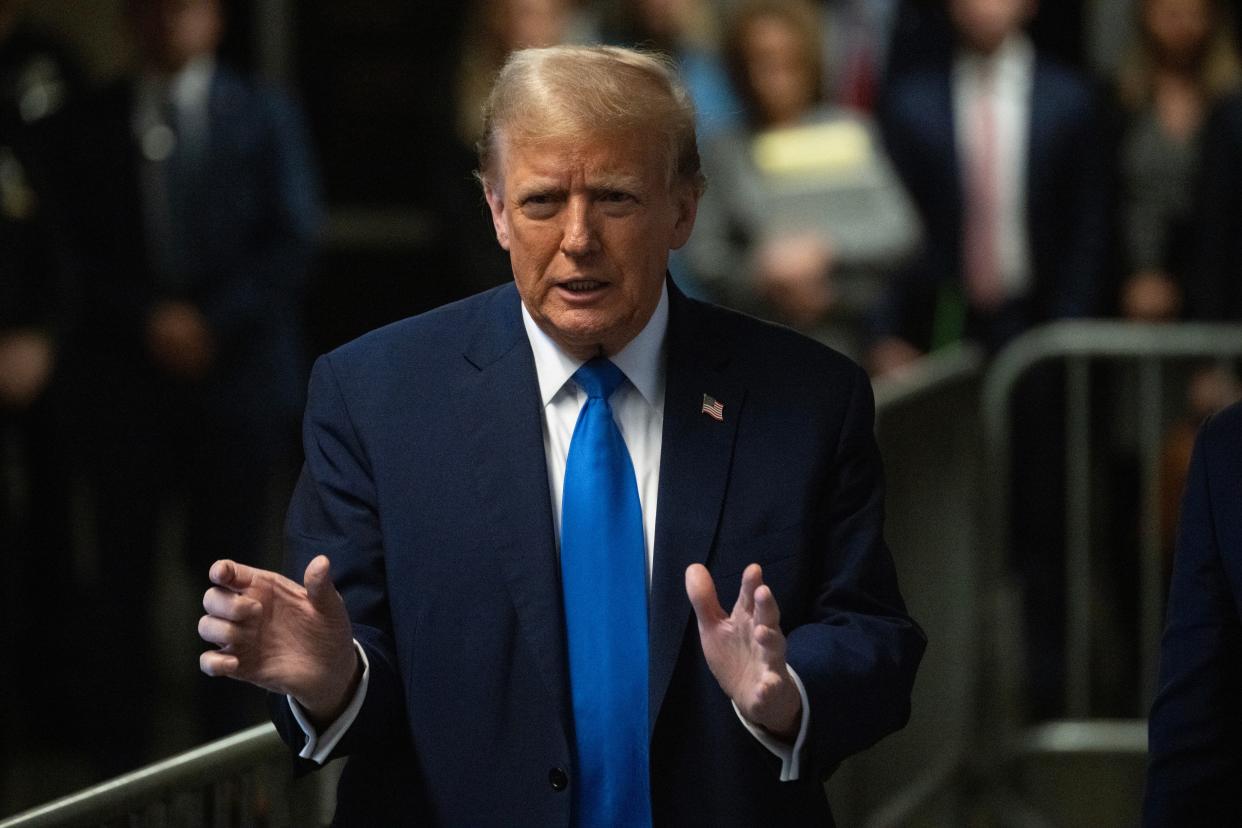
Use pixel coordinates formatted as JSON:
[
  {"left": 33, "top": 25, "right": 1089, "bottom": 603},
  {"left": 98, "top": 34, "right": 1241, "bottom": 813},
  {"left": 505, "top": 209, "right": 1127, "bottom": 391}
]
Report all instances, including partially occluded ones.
[
  {"left": 648, "top": 286, "right": 743, "bottom": 732},
  {"left": 1026, "top": 58, "right": 1054, "bottom": 212},
  {"left": 460, "top": 287, "right": 572, "bottom": 739}
]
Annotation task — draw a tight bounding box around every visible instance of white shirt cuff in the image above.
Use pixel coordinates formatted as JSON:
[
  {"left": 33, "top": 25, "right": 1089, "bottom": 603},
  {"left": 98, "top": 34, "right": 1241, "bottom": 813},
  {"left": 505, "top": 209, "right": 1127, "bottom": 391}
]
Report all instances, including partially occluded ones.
[
  {"left": 732, "top": 665, "right": 811, "bottom": 781},
  {"left": 289, "top": 640, "right": 370, "bottom": 764}
]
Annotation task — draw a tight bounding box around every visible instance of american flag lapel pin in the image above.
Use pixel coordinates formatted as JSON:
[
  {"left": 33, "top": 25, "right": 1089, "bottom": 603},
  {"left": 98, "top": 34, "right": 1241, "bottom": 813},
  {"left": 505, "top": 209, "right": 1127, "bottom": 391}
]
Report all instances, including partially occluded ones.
[{"left": 701, "top": 393, "right": 724, "bottom": 422}]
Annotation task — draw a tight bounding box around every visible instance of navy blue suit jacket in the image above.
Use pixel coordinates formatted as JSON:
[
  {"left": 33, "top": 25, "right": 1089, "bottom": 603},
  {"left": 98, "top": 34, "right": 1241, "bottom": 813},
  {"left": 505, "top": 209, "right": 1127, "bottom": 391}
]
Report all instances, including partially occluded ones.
[
  {"left": 1144, "top": 401, "right": 1242, "bottom": 826},
  {"left": 65, "top": 66, "right": 319, "bottom": 439},
  {"left": 273, "top": 282, "right": 925, "bottom": 825},
  {"left": 877, "top": 52, "right": 1108, "bottom": 351}
]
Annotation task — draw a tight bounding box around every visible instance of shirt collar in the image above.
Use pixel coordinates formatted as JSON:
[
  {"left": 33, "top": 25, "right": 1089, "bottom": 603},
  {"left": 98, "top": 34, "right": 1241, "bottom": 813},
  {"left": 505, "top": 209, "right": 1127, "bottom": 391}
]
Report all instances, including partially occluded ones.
[
  {"left": 955, "top": 32, "right": 1034, "bottom": 84},
  {"left": 520, "top": 281, "right": 669, "bottom": 408},
  {"left": 134, "top": 55, "right": 215, "bottom": 123}
]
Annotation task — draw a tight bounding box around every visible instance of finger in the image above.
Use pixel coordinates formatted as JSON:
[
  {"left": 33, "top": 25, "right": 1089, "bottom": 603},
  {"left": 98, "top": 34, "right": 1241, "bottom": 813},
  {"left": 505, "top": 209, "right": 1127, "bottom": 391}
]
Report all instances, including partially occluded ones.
[
  {"left": 685, "top": 564, "right": 726, "bottom": 627},
  {"left": 753, "top": 624, "right": 788, "bottom": 670},
  {"left": 754, "top": 583, "right": 780, "bottom": 630},
  {"left": 200, "top": 650, "right": 239, "bottom": 678},
  {"left": 303, "top": 555, "right": 339, "bottom": 611},
  {"left": 198, "top": 614, "right": 248, "bottom": 648},
  {"left": 753, "top": 586, "right": 788, "bottom": 671},
  {"left": 209, "top": 559, "right": 261, "bottom": 592},
  {"left": 734, "top": 564, "right": 763, "bottom": 617},
  {"left": 203, "top": 586, "right": 261, "bottom": 621}
]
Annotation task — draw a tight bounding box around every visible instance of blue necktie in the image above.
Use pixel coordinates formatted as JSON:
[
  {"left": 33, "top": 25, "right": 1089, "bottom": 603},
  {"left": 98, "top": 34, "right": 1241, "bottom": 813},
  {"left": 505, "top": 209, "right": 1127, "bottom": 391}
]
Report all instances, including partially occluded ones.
[{"left": 560, "top": 358, "right": 652, "bottom": 827}]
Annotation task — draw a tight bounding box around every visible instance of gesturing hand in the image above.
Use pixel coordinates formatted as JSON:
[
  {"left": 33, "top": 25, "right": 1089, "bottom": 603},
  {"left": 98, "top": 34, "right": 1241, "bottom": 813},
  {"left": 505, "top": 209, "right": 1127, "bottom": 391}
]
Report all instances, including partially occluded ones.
[
  {"left": 686, "top": 563, "right": 802, "bottom": 742},
  {"left": 199, "top": 555, "right": 360, "bottom": 726}
]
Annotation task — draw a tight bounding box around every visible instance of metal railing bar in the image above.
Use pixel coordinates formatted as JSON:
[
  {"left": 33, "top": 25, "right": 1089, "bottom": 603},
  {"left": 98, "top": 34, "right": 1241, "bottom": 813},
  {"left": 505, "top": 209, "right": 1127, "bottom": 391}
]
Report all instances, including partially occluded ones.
[
  {"left": 1138, "top": 358, "right": 1165, "bottom": 708},
  {"left": 1066, "top": 357, "right": 1092, "bottom": 717},
  {"left": 981, "top": 321, "right": 1242, "bottom": 723},
  {"left": 982, "top": 321, "right": 1242, "bottom": 460},
  {"left": 0, "top": 724, "right": 285, "bottom": 828},
  {"left": 1013, "top": 719, "right": 1148, "bottom": 755},
  {"left": 873, "top": 342, "right": 986, "bottom": 412}
]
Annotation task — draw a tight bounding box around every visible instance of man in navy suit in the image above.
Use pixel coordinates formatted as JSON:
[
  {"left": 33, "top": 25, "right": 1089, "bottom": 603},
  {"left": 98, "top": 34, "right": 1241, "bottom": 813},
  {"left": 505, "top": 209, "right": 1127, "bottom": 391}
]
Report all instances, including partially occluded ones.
[
  {"left": 199, "top": 45, "right": 923, "bottom": 825},
  {"left": 875, "top": 0, "right": 1107, "bottom": 719},
  {"left": 1144, "top": 400, "right": 1242, "bottom": 825},
  {"left": 67, "top": 0, "right": 319, "bottom": 768},
  {"left": 873, "top": 0, "right": 1106, "bottom": 367}
]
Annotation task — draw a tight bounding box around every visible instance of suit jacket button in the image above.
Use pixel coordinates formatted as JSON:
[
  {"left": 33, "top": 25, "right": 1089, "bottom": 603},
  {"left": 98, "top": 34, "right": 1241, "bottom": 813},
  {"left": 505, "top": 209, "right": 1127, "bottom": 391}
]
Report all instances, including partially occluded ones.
[{"left": 549, "top": 767, "right": 568, "bottom": 791}]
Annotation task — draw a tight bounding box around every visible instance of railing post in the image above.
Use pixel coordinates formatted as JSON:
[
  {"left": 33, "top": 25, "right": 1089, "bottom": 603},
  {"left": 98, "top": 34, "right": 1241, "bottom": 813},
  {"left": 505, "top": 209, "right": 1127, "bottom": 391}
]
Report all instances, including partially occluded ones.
[
  {"left": 1138, "top": 357, "right": 1165, "bottom": 707},
  {"left": 1065, "top": 356, "right": 1092, "bottom": 717}
]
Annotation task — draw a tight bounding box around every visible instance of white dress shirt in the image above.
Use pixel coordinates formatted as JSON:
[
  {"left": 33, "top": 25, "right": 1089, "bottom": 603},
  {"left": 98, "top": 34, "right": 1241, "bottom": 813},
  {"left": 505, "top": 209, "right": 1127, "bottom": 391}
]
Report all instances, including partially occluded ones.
[
  {"left": 133, "top": 56, "right": 214, "bottom": 161},
  {"left": 292, "top": 284, "right": 810, "bottom": 780},
  {"left": 953, "top": 34, "right": 1035, "bottom": 299}
]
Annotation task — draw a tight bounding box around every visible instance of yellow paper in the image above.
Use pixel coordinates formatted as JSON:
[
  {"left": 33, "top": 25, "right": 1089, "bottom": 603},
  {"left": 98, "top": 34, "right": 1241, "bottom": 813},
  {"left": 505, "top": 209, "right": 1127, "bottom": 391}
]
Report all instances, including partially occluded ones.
[{"left": 752, "top": 121, "right": 872, "bottom": 179}]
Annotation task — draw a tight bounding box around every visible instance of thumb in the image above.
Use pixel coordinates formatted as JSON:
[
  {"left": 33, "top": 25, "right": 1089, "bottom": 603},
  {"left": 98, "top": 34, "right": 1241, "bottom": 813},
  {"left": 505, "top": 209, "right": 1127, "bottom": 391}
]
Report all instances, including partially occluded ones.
[
  {"left": 303, "top": 555, "right": 340, "bottom": 611},
  {"left": 685, "top": 563, "right": 725, "bottom": 627}
]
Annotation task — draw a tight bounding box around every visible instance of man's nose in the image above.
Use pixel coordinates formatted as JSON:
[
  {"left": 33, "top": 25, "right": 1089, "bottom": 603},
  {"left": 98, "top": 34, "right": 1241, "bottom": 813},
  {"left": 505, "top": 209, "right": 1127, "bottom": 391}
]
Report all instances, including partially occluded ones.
[{"left": 560, "top": 198, "right": 599, "bottom": 257}]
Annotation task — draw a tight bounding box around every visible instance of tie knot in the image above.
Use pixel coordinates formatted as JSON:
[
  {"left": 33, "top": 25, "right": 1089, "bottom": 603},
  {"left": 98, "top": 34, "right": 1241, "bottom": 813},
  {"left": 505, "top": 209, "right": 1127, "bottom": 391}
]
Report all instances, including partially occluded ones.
[{"left": 572, "top": 357, "right": 625, "bottom": 400}]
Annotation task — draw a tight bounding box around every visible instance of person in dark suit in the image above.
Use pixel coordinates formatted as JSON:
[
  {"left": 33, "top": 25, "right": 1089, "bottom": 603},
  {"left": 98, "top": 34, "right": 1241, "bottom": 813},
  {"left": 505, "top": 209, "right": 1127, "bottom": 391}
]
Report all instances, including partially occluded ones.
[
  {"left": 875, "top": 0, "right": 1108, "bottom": 719},
  {"left": 66, "top": 0, "right": 319, "bottom": 768},
  {"left": 873, "top": 0, "right": 1107, "bottom": 367},
  {"left": 1144, "top": 400, "right": 1242, "bottom": 825},
  {"left": 199, "top": 45, "right": 924, "bottom": 825}
]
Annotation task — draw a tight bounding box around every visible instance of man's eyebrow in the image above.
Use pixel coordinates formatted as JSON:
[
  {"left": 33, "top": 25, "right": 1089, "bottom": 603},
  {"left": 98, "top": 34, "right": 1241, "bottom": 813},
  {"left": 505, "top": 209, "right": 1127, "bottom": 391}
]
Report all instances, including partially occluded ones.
[
  {"left": 511, "top": 180, "right": 564, "bottom": 199},
  {"left": 588, "top": 174, "right": 644, "bottom": 192}
]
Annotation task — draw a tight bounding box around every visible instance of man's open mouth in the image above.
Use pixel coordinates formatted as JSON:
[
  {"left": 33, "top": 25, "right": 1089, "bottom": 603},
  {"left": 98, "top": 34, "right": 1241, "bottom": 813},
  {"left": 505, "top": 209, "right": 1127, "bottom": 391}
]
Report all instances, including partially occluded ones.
[{"left": 561, "top": 280, "right": 607, "bottom": 292}]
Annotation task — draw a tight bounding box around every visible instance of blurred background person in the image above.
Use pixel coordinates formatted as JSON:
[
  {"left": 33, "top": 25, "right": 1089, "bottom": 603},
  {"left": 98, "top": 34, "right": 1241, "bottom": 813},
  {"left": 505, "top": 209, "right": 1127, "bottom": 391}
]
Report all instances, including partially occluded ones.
[
  {"left": 60, "top": 0, "right": 320, "bottom": 774},
  {"left": 685, "top": 0, "right": 920, "bottom": 363},
  {"left": 877, "top": 0, "right": 1109, "bottom": 719},
  {"left": 1100, "top": 0, "right": 1240, "bottom": 667},
  {"left": 598, "top": 0, "right": 741, "bottom": 139},
  {"left": 875, "top": 0, "right": 1108, "bottom": 372},
  {"left": 1112, "top": 0, "right": 1239, "bottom": 323},
  {"left": 0, "top": 0, "right": 82, "bottom": 789}
]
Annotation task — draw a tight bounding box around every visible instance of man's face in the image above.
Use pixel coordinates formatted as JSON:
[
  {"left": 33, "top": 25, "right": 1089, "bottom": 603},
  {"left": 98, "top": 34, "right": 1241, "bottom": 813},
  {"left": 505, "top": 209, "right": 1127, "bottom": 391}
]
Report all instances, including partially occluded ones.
[
  {"left": 484, "top": 129, "right": 698, "bottom": 359},
  {"left": 949, "top": 0, "right": 1035, "bottom": 54},
  {"left": 131, "top": 0, "right": 222, "bottom": 73}
]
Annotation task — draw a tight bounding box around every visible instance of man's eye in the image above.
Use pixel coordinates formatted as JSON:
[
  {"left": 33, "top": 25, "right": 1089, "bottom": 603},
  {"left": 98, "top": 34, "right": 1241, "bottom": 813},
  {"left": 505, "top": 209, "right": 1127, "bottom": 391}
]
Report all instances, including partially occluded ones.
[
  {"left": 520, "top": 195, "right": 559, "bottom": 217},
  {"left": 600, "top": 191, "right": 634, "bottom": 203}
]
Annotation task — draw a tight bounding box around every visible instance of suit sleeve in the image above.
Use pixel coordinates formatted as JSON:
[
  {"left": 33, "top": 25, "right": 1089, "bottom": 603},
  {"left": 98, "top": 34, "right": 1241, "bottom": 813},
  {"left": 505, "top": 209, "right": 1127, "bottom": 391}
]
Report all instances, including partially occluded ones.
[
  {"left": 1143, "top": 413, "right": 1242, "bottom": 826},
  {"left": 270, "top": 354, "right": 409, "bottom": 761},
  {"left": 787, "top": 363, "right": 927, "bottom": 776}
]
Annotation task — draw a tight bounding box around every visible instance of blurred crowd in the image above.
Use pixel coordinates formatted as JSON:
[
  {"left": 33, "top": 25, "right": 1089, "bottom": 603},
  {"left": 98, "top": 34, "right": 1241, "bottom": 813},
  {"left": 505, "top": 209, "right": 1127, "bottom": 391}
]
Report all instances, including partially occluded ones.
[{"left": 3, "top": 0, "right": 1242, "bottom": 811}]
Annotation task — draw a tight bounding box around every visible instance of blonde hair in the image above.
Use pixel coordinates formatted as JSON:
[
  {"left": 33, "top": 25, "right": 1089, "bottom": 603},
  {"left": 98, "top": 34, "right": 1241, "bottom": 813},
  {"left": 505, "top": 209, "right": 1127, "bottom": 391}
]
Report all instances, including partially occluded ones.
[{"left": 476, "top": 45, "right": 705, "bottom": 194}]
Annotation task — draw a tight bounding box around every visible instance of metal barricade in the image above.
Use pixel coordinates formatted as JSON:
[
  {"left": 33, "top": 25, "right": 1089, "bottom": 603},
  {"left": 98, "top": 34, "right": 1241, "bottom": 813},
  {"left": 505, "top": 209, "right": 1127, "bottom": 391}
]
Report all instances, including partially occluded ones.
[
  {"left": 0, "top": 724, "right": 339, "bottom": 828},
  {"left": 829, "top": 343, "right": 988, "bottom": 827},
  {"left": 972, "top": 320, "right": 1242, "bottom": 826}
]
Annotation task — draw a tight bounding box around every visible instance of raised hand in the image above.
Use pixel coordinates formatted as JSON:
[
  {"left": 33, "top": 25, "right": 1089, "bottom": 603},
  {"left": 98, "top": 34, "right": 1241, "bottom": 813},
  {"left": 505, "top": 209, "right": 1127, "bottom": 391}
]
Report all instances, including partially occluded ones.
[
  {"left": 685, "top": 563, "right": 802, "bottom": 741},
  {"left": 198, "top": 555, "right": 359, "bottom": 725}
]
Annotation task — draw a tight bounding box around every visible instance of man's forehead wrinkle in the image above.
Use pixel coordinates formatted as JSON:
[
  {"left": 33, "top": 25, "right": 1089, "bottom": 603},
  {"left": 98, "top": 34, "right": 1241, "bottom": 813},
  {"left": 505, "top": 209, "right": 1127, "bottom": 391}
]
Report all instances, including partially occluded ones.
[{"left": 503, "top": 141, "right": 653, "bottom": 199}]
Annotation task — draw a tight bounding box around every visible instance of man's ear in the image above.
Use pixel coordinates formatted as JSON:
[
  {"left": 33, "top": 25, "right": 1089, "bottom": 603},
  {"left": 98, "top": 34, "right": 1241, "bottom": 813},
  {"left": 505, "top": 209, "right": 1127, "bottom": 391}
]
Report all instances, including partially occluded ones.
[
  {"left": 668, "top": 181, "right": 700, "bottom": 252},
  {"left": 483, "top": 181, "right": 510, "bottom": 251}
]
